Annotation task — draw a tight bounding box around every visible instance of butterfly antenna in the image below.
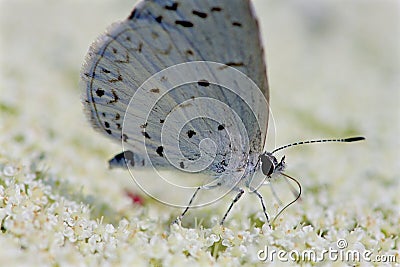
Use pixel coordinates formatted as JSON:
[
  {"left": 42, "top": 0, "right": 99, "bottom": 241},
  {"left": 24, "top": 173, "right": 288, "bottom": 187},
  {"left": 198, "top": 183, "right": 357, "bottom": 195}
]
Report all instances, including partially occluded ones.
[
  {"left": 271, "top": 172, "right": 302, "bottom": 225},
  {"left": 271, "top": 136, "right": 365, "bottom": 154}
]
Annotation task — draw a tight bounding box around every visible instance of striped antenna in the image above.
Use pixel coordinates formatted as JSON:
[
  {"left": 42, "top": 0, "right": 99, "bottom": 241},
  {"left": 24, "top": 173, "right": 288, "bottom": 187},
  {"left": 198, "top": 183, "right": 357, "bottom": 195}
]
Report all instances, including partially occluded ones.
[{"left": 271, "top": 136, "right": 365, "bottom": 154}]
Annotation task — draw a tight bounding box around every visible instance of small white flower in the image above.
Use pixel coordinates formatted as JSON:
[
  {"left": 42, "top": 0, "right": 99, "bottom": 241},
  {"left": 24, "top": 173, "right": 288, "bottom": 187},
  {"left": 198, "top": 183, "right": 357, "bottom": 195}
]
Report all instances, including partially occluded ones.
[
  {"left": 65, "top": 216, "right": 75, "bottom": 227},
  {"left": 149, "top": 235, "right": 169, "bottom": 259},
  {"left": 186, "top": 228, "right": 199, "bottom": 240},
  {"left": 88, "top": 234, "right": 100, "bottom": 251},
  {"left": 63, "top": 226, "right": 76, "bottom": 242},
  {"left": 24, "top": 172, "right": 36, "bottom": 183},
  {"left": 221, "top": 228, "right": 234, "bottom": 240},
  {"left": 118, "top": 219, "right": 129, "bottom": 229},
  {"left": 105, "top": 224, "right": 115, "bottom": 234},
  {"left": 3, "top": 165, "right": 17, "bottom": 177},
  {"left": 205, "top": 234, "right": 220, "bottom": 247}
]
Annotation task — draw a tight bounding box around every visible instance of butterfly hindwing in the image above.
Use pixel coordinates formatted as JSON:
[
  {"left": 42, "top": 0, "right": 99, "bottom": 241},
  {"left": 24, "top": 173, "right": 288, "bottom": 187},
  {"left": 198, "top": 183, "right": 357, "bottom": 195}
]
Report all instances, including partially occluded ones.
[{"left": 81, "top": 0, "right": 269, "bottom": 172}]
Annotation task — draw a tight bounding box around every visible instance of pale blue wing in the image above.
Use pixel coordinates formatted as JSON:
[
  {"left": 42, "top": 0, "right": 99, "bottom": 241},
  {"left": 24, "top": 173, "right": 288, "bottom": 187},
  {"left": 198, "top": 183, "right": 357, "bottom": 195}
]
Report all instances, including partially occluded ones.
[{"left": 81, "top": 0, "right": 269, "bottom": 176}]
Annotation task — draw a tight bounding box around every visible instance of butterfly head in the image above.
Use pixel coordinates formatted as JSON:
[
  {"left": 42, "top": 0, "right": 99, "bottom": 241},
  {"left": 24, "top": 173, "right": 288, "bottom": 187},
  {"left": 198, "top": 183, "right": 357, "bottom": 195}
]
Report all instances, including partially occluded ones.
[{"left": 259, "top": 152, "right": 286, "bottom": 177}]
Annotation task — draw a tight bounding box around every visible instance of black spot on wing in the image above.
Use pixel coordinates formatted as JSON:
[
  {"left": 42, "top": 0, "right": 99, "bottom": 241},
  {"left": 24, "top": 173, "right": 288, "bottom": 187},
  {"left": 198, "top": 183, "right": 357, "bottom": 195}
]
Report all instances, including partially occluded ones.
[
  {"left": 108, "top": 89, "right": 119, "bottom": 104},
  {"left": 187, "top": 130, "right": 196, "bottom": 138},
  {"left": 218, "top": 124, "right": 225, "bottom": 131},
  {"left": 108, "top": 74, "right": 123, "bottom": 83},
  {"left": 155, "top": 16, "right": 163, "bottom": 23},
  {"left": 198, "top": 80, "right": 210, "bottom": 87},
  {"left": 192, "top": 10, "right": 207, "bottom": 18},
  {"left": 232, "top": 21, "right": 242, "bottom": 27},
  {"left": 175, "top": 20, "right": 194, "bottom": 27},
  {"left": 165, "top": 2, "right": 178, "bottom": 11},
  {"left": 142, "top": 132, "right": 151, "bottom": 139},
  {"left": 96, "top": 88, "right": 105, "bottom": 97},
  {"left": 114, "top": 53, "right": 130, "bottom": 64},
  {"left": 211, "top": 7, "right": 222, "bottom": 12},
  {"left": 226, "top": 62, "right": 244, "bottom": 67},
  {"left": 136, "top": 42, "right": 143, "bottom": 53},
  {"left": 156, "top": 146, "right": 164, "bottom": 157}
]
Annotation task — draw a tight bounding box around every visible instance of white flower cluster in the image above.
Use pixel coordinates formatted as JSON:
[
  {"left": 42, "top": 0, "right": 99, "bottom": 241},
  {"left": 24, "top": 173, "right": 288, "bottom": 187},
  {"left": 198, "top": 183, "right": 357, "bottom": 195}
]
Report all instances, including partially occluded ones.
[
  {"left": 0, "top": 156, "right": 399, "bottom": 266},
  {"left": 0, "top": 159, "right": 260, "bottom": 265}
]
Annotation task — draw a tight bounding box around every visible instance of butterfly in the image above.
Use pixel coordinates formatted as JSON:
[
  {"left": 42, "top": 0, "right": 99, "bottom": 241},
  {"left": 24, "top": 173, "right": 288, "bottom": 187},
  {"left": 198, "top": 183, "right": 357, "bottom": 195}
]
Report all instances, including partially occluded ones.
[{"left": 81, "top": 0, "right": 364, "bottom": 226}]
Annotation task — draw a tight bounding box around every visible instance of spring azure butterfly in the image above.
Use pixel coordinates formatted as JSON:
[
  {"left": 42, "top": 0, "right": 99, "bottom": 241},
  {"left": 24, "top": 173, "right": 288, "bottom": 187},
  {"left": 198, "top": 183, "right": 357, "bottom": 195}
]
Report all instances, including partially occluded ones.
[{"left": 81, "top": 0, "right": 365, "bottom": 225}]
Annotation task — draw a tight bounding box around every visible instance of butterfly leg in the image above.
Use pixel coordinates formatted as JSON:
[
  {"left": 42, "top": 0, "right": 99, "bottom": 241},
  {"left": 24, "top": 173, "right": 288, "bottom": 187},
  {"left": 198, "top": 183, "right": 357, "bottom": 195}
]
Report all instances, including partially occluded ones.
[
  {"left": 220, "top": 188, "right": 244, "bottom": 225},
  {"left": 173, "top": 186, "right": 201, "bottom": 225},
  {"left": 253, "top": 189, "right": 271, "bottom": 228}
]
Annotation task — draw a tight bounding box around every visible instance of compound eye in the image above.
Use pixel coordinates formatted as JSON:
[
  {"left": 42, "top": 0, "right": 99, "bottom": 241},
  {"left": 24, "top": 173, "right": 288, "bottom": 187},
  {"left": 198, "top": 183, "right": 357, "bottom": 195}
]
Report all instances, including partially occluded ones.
[{"left": 260, "top": 154, "right": 275, "bottom": 176}]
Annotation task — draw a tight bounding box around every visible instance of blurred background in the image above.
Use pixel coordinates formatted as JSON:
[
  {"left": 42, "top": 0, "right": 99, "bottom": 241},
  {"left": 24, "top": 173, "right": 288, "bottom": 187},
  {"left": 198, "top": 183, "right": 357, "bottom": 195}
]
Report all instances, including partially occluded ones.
[{"left": 1, "top": 0, "right": 399, "bottom": 221}]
